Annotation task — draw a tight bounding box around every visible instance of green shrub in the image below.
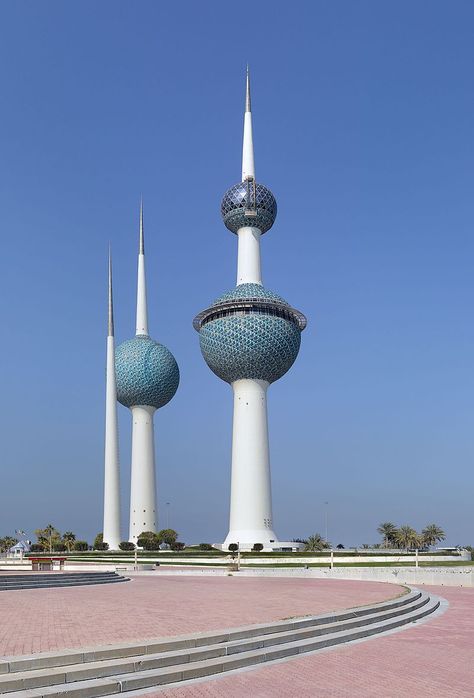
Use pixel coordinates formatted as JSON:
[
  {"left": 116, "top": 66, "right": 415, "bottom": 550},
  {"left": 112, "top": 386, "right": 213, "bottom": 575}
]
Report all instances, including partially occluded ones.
[
  {"left": 252, "top": 543, "right": 264, "bottom": 552},
  {"left": 73, "top": 541, "right": 88, "bottom": 551},
  {"left": 228, "top": 544, "right": 238, "bottom": 557},
  {"left": 158, "top": 529, "right": 178, "bottom": 546},
  {"left": 94, "top": 542, "right": 109, "bottom": 551},
  {"left": 198, "top": 543, "right": 214, "bottom": 551},
  {"left": 119, "top": 541, "right": 135, "bottom": 551},
  {"left": 171, "top": 542, "right": 185, "bottom": 551}
]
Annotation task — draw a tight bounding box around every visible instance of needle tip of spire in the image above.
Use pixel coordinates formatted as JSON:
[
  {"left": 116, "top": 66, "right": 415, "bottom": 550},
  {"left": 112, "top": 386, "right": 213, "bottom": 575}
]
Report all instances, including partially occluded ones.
[
  {"left": 139, "top": 198, "right": 144, "bottom": 254},
  {"left": 107, "top": 245, "right": 114, "bottom": 337},
  {"left": 245, "top": 65, "right": 251, "bottom": 113}
]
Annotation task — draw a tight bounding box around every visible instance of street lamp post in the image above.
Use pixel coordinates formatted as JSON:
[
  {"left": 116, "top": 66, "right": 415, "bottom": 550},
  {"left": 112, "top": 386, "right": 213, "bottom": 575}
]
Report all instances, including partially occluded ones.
[{"left": 324, "top": 501, "right": 328, "bottom": 545}]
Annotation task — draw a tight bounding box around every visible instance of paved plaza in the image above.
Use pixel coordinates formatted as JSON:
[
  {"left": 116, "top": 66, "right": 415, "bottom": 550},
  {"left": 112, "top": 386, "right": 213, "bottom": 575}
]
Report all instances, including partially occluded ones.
[
  {"left": 0, "top": 575, "right": 402, "bottom": 656},
  {"left": 0, "top": 575, "right": 472, "bottom": 696},
  {"left": 152, "top": 585, "right": 474, "bottom": 698}
]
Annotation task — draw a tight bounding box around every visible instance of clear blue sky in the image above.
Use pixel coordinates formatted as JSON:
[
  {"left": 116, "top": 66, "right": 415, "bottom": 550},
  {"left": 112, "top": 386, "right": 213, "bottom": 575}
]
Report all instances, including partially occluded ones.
[{"left": 0, "top": 1, "right": 473, "bottom": 547}]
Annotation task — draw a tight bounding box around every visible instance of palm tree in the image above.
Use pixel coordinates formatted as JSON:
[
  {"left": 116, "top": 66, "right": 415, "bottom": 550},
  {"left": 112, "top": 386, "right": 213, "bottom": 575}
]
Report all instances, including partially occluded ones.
[
  {"left": 62, "top": 532, "right": 76, "bottom": 553},
  {"left": 395, "top": 525, "right": 420, "bottom": 551},
  {"left": 0, "top": 536, "right": 18, "bottom": 553},
  {"left": 377, "top": 522, "right": 398, "bottom": 548},
  {"left": 35, "top": 525, "right": 61, "bottom": 553},
  {"left": 304, "top": 534, "right": 331, "bottom": 551},
  {"left": 421, "top": 524, "right": 446, "bottom": 549}
]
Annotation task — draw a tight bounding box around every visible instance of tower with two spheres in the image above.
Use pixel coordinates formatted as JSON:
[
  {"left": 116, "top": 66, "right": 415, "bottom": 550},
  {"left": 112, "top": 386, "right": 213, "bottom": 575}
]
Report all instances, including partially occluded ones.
[
  {"left": 103, "top": 205, "right": 179, "bottom": 550},
  {"left": 194, "top": 70, "right": 306, "bottom": 550}
]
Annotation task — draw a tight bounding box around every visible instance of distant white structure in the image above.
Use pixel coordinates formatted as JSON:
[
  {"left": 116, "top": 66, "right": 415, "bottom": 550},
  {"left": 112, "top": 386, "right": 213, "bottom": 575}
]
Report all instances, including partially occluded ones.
[{"left": 8, "top": 540, "right": 31, "bottom": 557}]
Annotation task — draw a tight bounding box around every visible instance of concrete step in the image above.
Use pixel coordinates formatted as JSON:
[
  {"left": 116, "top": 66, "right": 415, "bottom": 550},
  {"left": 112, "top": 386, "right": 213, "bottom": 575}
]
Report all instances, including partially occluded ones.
[
  {"left": 0, "top": 588, "right": 421, "bottom": 674},
  {"left": 0, "top": 592, "right": 431, "bottom": 693},
  {"left": 0, "top": 574, "right": 128, "bottom": 592},
  {"left": 0, "top": 574, "right": 119, "bottom": 581},
  {"left": 0, "top": 589, "right": 440, "bottom": 696}
]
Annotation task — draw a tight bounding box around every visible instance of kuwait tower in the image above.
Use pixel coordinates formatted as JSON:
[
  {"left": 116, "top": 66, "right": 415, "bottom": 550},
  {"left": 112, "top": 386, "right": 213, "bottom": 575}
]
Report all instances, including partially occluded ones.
[
  {"left": 193, "top": 70, "right": 306, "bottom": 550},
  {"left": 103, "top": 250, "right": 121, "bottom": 551},
  {"left": 115, "top": 203, "right": 180, "bottom": 544}
]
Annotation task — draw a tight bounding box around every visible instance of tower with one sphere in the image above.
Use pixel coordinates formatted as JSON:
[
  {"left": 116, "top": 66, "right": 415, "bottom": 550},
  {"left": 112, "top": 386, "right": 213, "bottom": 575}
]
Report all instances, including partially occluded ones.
[
  {"left": 115, "top": 203, "right": 179, "bottom": 543},
  {"left": 193, "top": 69, "right": 306, "bottom": 550}
]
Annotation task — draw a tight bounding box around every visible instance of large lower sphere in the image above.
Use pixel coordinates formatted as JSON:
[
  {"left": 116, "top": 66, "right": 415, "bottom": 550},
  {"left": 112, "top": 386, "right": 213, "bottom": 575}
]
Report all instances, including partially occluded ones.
[
  {"left": 199, "top": 313, "right": 301, "bottom": 384},
  {"left": 115, "top": 335, "right": 179, "bottom": 409}
]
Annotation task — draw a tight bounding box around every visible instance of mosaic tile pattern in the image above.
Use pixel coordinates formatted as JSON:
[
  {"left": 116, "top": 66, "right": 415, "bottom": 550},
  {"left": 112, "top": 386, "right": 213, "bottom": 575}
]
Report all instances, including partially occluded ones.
[
  {"left": 221, "top": 181, "right": 277, "bottom": 234},
  {"left": 115, "top": 335, "right": 179, "bottom": 409},
  {"left": 199, "top": 313, "right": 301, "bottom": 384}
]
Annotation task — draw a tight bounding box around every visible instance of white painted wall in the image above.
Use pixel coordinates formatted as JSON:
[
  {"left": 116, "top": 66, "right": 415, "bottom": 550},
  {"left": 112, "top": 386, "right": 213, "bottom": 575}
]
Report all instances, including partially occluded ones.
[
  {"left": 237, "top": 227, "right": 262, "bottom": 285},
  {"left": 135, "top": 254, "right": 148, "bottom": 336},
  {"left": 129, "top": 405, "right": 157, "bottom": 542},
  {"left": 242, "top": 111, "right": 255, "bottom": 181},
  {"left": 224, "top": 379, "right": 277, "bottom": 549}
]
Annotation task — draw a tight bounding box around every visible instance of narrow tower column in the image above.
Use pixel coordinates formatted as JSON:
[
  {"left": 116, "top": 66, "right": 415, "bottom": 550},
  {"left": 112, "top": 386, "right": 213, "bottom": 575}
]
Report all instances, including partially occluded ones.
[
  {"left": 129, "top": 202, "right": 157, "bottom": 542},
  {"left": 129, "top": 405, "right": 157, "bottom": 541},
  {"left": 223, "top": 379, "right": 277, "bottom": 548},
  {"left": 236, "top": 227, "right": 262, "bottom": 285},
  {"left": 103, "top": 250, "right": 121, "bottom": 551}
]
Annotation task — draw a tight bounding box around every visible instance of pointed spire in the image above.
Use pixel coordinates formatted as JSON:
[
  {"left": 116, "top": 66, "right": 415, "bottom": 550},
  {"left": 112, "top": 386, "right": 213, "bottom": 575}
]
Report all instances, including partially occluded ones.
[
  {"left": 139, "top": 196, "right": 145, "bottom": 255},
  {"left": 108, "top": 245, "right": 114, "bottom": 337},
  {"left": 245, "top": 64, "right": 251, "bottom": 113},
  {"left": 136, "top": 199, "right": 149, "bottom": 336},
  {"left": 242, "top": 66, "right": 255, "bottom": 181}
]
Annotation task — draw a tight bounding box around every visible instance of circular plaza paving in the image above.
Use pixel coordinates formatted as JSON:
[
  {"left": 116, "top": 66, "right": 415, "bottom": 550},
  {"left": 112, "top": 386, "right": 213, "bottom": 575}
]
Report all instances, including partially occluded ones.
[{"left": 0, "top": 574, "right": 404, "bottom": 656}]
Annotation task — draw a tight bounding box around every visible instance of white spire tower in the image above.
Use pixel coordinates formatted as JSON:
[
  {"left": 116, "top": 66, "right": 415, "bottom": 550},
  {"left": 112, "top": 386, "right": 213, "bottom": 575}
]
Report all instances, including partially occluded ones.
[
  {"left": 194, "top": 68, "right": 306, "bottom": 551},
  {"left": 103, "top": 249, "right": 121, "bottom": 551},
  {"left": 241, "top": 66, "right": 255, "bottom": 181},
  {"left": 129, "top": 202, "right": 157, "bottom": 541},
  {"left": 237, "top": 67, "right": 262, "bottom": 286},
  {"left": 114, "top": 203, "right": 180, "bottom": 544}
]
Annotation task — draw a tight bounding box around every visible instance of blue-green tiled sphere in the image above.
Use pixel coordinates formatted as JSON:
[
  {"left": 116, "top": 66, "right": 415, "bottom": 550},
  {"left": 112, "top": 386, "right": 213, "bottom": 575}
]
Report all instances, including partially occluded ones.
[
  {"left": 115, "top": 335, "right": 179, "bottom": 409},
  {"left": 221, "top": 181, "right": 277, "bottom": 234},
  {"left": 197, "top": 284, "right": 302, "bottom": 384}
]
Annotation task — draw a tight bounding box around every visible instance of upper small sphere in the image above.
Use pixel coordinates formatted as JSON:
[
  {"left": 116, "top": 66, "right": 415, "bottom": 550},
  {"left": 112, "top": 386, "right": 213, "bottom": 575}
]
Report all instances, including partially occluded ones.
[
  {"left": 115, "top": 335, "right": 179, "bottom": 409},
  {"left": 221, "top": 181, "right": 277, "bottom": 234}
]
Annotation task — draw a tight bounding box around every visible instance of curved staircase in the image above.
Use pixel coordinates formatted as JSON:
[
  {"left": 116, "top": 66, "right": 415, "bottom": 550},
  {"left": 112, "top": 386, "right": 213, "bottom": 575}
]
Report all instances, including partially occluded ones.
[
  {"left": 0, "top": 587, "right": 441, "bottom": 696},
  {"left": 0, "top": 572, "right": 129, "bottom": 592}
]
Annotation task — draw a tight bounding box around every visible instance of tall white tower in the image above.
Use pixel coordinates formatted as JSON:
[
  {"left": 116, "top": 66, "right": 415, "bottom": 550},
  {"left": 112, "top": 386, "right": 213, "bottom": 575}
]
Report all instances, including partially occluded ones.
[
  {"left": 103, "top": 249, "right": 121, "bottom": 551},
  {"left": 115, "top": 203, "right": 180, "bottom": 544},
  {"left": 194, "top": 69, "right": 307, "bottom": 551}
]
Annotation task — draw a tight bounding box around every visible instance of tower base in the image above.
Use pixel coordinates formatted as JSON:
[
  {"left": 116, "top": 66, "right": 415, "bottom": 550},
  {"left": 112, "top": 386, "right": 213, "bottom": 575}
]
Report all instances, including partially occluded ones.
[{"left": 219, "top": 536, "right": 304, "bottom": 553}]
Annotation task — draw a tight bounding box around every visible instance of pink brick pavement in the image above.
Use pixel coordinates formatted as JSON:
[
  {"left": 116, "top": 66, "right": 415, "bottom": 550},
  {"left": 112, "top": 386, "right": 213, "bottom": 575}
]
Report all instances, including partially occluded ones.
[
  {"left": 0, "top": 575, "right": 403, "bottom": 657},
  {"left": 153, "top": 585, "right": 474, "bottom": 698}
]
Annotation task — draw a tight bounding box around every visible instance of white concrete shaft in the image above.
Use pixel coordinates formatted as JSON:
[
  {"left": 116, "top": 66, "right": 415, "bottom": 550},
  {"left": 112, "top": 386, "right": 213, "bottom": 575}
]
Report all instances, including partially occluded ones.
[
  {"left": 129, "top": 405, "right": 157, "bottom": 542},
  {"left": 242, "top": 111, "right": 255, "bottom": 181},
  {"left": 223, "top": 379, "right": 277, "bottom": 549},
  {"left": 136, "top": 254, "right": 148, "bottom": 335},
  {"left": 237, "top": 227, "right": 262, "bottom": 285},
  {"left": 103, "top": 335, "right": 121, "bottom": 551}
]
